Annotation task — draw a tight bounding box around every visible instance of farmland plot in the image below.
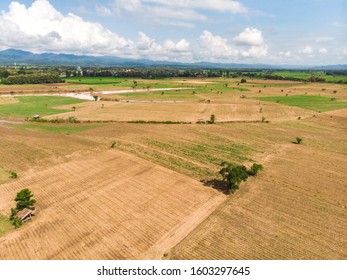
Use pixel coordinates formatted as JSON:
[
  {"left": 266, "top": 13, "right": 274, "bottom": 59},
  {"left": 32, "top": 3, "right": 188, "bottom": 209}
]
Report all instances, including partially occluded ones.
[{"left": 0, "top": 150, "right": 223, "bottom": 259}]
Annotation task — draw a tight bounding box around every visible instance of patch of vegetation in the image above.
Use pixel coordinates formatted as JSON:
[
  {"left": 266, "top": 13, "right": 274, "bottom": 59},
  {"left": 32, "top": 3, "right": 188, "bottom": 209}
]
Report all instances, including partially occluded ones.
[
  {"left": 9, "top": 188, "right": 36, "bottom": 228},
  {"left": 219, "top": 161, "right": 263, "bottom": 193},
  {"left": 8, "top": 170, "right": 18, "bottom": 179},
  {"left": 0, "top": 96, "right": 87, "bottom": 118},
  {"left": 294, "top": 137, "right": 303, "bottom": 144},
  {"left": 250, "top": 163, "right": 263, "bottom": 176},
  {"left": 0, "top": 215, "right": 13, "bottom": 237},
  {"left": 256, "top": 95, "right": 347, "bottom": 112}
]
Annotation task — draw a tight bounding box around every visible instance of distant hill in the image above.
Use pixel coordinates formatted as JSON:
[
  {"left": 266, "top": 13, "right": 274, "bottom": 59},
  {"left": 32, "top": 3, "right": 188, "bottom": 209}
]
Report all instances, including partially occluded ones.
[{"left": 0, "top": 49, "right": 346, "bottom": 70}]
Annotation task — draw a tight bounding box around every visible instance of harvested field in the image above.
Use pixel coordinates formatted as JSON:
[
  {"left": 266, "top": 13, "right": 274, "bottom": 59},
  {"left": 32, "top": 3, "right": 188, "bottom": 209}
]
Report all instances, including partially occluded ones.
[
  {"left": 170, "top": 115, "right": 347, "bottom": 260},
  {"left": 0, "top": 150, "right": 223, "bottom": 259},
  {"left": 46, "top": 99, "right": 312, "bottom": 122}
]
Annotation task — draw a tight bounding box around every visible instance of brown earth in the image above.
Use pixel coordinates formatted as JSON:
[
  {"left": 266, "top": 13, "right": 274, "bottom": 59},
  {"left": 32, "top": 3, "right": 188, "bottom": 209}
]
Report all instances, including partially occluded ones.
[{"left": 0, "top": 149, "right": 222, "bottom": 259}]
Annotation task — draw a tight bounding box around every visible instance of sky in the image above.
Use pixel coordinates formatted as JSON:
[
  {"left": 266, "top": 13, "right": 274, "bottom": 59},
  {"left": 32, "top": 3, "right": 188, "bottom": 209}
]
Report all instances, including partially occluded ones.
[{"left": 0, "top": 0, "right": 346, "bottom": 65}]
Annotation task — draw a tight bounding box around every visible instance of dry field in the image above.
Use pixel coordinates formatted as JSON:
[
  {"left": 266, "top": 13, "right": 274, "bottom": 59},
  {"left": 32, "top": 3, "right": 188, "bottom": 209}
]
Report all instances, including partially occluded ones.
[
  {"left": 0, "top": 149, "right": 223, "bottom": 259},
  {"left": 170, "top": 114, "right": 347, "bottom": 259},
  {"left": 0, "top": 77, "right": 346, "bottom": 260},
  {"left": 46, "top": 98, "right": 312, "bottom": 122}
]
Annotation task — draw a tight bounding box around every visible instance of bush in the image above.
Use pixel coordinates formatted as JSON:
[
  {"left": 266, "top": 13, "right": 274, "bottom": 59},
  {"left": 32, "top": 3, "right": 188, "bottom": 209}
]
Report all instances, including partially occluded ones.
[
  {"left": 8, "top": 171, "right": 18, "bottom": 179},
  {"left": 295, "top": 137, "right": 302, "bottom": 144},
  {"left": 209, "top": 114, "right": 216, "bottom": 124},
  {"left": 12, "top": 217, "right": 23, "bottom": 228},
  {"left": 240, "top": 78, "right": 247, "bottom": 83},
  {"left": 250, "top": 163, "right": 263, "bottom": 176},
  {"left": 110, "top": 141, "right": 117, "bottom": 148}
]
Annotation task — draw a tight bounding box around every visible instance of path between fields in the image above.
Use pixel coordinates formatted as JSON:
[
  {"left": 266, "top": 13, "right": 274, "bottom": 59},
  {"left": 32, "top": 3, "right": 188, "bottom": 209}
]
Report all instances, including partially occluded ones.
[{"left": 139, "top": 194, "right": 226, "bottom": 260}]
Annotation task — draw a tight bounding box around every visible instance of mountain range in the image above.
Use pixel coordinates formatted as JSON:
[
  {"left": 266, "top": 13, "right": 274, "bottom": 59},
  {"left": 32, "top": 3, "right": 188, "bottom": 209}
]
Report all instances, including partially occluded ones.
[{"left": 0, "top": 49, "right": 346, "bottom": 70}]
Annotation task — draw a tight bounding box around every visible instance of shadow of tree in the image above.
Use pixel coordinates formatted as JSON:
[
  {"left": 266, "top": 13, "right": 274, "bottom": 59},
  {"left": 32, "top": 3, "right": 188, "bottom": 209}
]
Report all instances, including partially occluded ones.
[{"left": 200, "top": 179, "right": 230, "bottom": 195}]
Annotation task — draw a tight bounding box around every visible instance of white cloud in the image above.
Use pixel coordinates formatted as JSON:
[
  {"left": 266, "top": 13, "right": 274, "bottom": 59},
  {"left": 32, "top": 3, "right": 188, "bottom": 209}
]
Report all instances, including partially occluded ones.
[
  {"left": 0, "top": 0, "right": 194, "bottom": 62},
  {"left": 96, "top": 5, "right": 113, "bottom": 17},
  {"left": 141, "top": 0, "right": 249, "bottom": 13},
  {"left": 319, "top": 48, "right": 327, "bottom": 54},
  {"left": 0, "top": 0, "right": 132, "bottom": 55},
  {"left": 110, "top": 0, "right": 248, "bottom": 27},
  {"left": 198, "top": 30, "right": 238, "bottom": 61},
  {"left": 241, "top": 45, "right": 268, "bottom": 58},
  {"left": 234, "top": 27, "right": 264, "bottom": 46},
  {"left": 279, "top": 51, "right": 291, "bottom": 57},
  {"left": 301, "top": 45, "right": 313, "bottom": 54}
]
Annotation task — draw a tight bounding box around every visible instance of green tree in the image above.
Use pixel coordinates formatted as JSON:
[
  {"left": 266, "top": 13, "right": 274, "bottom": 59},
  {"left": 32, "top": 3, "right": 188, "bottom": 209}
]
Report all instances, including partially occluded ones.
[
  {"left": 240, "top": 78, "right": 247, "bottom": 83},
  {"left": 15, "top": 188, "right": 36, "bottom": 211},
  {"left": 210, "top": 114, "right": 216, "bottom": 124},
  {"left": 219, "top": 162, "right": 249, "bottom": 193}
]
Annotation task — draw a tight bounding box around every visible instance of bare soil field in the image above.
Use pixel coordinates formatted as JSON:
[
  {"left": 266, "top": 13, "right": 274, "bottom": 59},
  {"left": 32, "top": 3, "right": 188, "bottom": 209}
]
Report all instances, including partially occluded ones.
[
  {"left": 169, "top": 115, "right": 347, "bottom": 259},
  {"left": 46, "top": 99, "right": 312, "bottom": 122},
  {"left": 0, "top": 77, "right": 346, "bottom": 260},
  {"left": 0, "top": 149, "right": 222, "bottom": 259}
]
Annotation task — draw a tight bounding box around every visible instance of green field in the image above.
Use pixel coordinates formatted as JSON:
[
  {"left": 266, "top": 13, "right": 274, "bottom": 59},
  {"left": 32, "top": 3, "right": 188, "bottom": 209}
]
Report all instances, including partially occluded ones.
[
  {"left": 257, "top": 95, "right": 347, "bottom": 112},
  {"left": 272, "top": 71, "right": 347, "bottom": 83},
  {"left": 66, "top": 77, "right": 182, "bottom": 89},
  {"left": 0, "top": 96, "right": 87, "bottom": 118}
]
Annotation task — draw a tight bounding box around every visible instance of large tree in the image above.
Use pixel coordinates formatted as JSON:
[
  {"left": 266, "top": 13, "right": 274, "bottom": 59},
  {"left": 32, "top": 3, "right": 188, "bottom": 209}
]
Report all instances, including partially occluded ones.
[
  {"left": 15, "top": 188, "right": 36, "bottom": 211},
  {"left": 219, "top": 161, "right": 249, "bottom": 193}
]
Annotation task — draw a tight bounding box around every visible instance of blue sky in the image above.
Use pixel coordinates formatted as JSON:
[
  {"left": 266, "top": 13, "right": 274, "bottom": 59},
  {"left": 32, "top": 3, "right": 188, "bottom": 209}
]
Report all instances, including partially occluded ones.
[{"left": 0, "top": 0, "right": 346, "bottom": 65}]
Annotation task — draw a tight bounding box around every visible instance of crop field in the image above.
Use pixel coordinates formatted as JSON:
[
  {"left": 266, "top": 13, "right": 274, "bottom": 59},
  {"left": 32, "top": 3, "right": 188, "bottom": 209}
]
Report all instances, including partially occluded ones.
[
  {"left": 257, "top": 95, "right": 347, "bottom": 112},
  {"left": 0, "top": 149, "right": 222, "bottom": 259},
  {"left": 0, "top": 76, "right": 346, "bottom": 260},
  {"left": 0, "top": 96, "right": 86, "bottom": 118}
]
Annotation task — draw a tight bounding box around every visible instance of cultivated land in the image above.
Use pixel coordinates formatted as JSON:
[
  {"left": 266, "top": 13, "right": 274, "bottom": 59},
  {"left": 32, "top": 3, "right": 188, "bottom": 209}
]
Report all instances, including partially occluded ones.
[{"left": 0, "top": 76, "right": 346, "bottom": 259}]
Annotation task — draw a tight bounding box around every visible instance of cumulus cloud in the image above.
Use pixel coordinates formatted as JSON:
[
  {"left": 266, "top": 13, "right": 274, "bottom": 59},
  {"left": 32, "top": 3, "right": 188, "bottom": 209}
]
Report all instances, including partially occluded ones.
[
  {"left": 0, "top": 0, "right": 194, "bottom": 61},
  {"left": 0, "top": 0, "right": 131, "bottom": 55},
  {"left": 0, "top": 0, "right": 268, "bottom": 63},
  {"left": 234, "top": 27, "right": 264, "bottom": 46},
  {"left": 319, "top": 48, "right": 327, "bottom": 54},
  {"left": 198, "top": 30, "right": 238, "bottom": 61},
  {"left": 301, "top": 45, "right": 313, "bottom": 54}
]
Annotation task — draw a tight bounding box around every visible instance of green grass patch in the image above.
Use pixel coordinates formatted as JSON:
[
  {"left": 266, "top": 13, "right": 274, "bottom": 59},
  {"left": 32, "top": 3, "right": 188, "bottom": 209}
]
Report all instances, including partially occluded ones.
[
  {"left": 0, "top": 96, "right": 87, "bottom": 118},
  {"left": 256, "top": 95, "right": 347, "bottom": 112},
  {"left": 0, "top": 215, "right": 12, "bottom": 237},
  {"left": 11, "top": 123, "right": 99, "bottom": 134}
]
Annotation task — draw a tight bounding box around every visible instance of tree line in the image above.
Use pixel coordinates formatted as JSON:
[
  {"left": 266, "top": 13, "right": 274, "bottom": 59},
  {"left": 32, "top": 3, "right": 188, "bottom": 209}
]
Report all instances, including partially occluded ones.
[{"left": 1, "top": 73, "right": 63, "bottom": 84}]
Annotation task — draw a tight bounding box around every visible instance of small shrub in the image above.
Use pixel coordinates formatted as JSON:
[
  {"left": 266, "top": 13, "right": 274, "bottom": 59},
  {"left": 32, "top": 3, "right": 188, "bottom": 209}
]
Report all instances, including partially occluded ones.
[
  {"left": 240, "top": 78, "right": 247, "bottom": 83},
  {"left": 110, "top": 141, "right": 117, "bottom": 148},
  {"left": 12, "top": 217, "right": 23, "bottom": 228},
  {"left": 250, "top": 163, "right": 263, "bottom": 176},
  {"left": 209, "top": 114, "right": 216, "bottom": 124},
  {"left": 261, "top": 116, "right": 266, "bottom": 123},
  {"left": 8, "top": 171, "right": 18, "bottom": 179},
  {"left": 295, "top": 137, "right": 302, "bottom": 144}
]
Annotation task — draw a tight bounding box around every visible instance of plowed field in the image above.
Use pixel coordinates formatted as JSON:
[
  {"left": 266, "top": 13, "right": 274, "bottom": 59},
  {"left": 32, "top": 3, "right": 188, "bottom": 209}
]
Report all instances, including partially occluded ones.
[{"left": 0, "top": 150, "right": 222, "bottom": 259}]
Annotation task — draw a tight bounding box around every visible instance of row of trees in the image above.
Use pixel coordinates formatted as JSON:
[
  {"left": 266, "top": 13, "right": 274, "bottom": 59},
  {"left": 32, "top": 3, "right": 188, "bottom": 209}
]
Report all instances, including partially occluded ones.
[{"left": 2, "top": 73, "right": 63, "bottom": 84}]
